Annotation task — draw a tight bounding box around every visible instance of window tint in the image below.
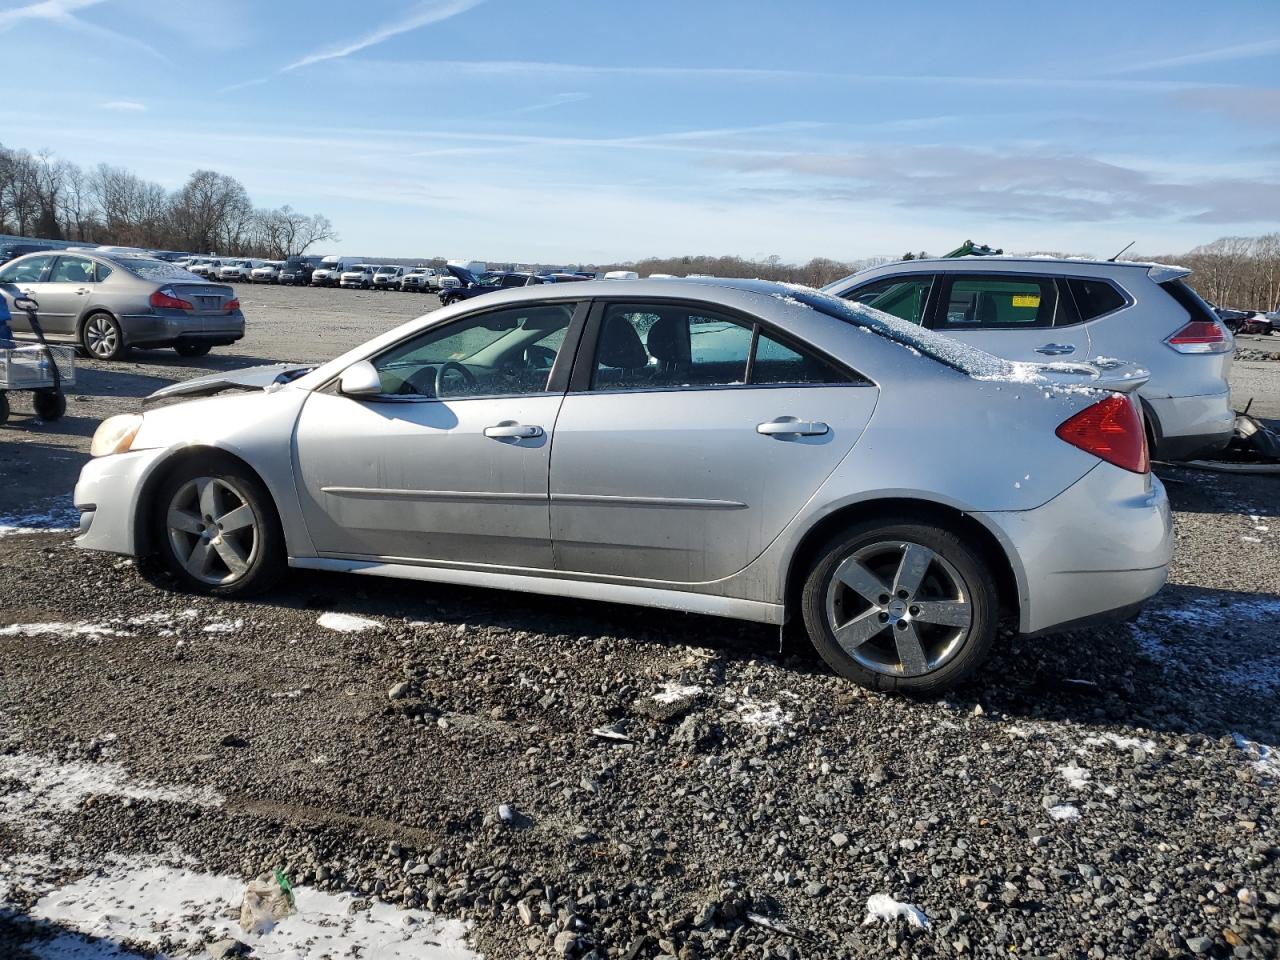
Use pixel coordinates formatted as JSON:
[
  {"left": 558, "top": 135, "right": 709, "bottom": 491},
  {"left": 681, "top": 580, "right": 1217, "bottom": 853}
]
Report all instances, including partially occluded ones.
[
  {"left": 93, "top": 262, "right": 113, "bottom": 282},
  {"left": 593, "top": 304, "right": 752, "bottom": 390},
  {"left": 938, "top": 276, "right": 1059, "bottom": 328},
  {"left": 591, "top": 303, "right": 862, "bottom": 391},
  {"left": 752, "top": 332, "right": 858, "bottom": 385},
  {"left": 1067, "top": 278, "right": 1127, "bottom": 320},
  {"left": 372, "top": 304, "right": 574, "bottom": 399},
  {"left": 0, "top": 254, "right": 55, "bottom": 284},
  {"left": 844, "top": 276, "right": 934, "bottom": 326},
  {"left": 50, "top": 256, "right": 96, "bottom": 283}
]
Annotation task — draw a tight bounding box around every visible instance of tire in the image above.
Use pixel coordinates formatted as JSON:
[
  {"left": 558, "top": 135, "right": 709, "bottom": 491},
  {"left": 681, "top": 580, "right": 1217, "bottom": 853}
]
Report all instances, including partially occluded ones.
[
  {"left": 800, "top": 517, "right": 997, "bottom": 695},
  {"left": 33, "top": 389, "right": 65, "bottom": 421},
  {"left": 81, "top": 311, "right": 127, "bottom": 360},
  {"left": 175, "top": 342, "right": 212, "bottom": 358},
  {"left": 0, "top": 392, "right": 8, "bottom": 426},
  {"left": 144, "top": 455, "right": 286, "bottom": 597}
]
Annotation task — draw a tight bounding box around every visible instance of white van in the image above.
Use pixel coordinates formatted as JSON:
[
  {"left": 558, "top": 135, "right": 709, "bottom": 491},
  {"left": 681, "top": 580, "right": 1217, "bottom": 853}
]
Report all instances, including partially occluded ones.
[{"left": 311, "top": 255, "right": 363, "bottom": 287}]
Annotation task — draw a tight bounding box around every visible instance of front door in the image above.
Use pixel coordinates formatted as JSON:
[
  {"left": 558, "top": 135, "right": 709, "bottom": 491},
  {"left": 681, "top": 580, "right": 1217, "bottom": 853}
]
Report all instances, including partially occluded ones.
[
  {"left": 0, "top": 254, "right": 57, "bottom": 337},
  {"left": 293, "top": 300, "right": 584, "bottom": 568},
  {"left": 549, "top": 300, "right": 878, "bottom": 583},
  {"left": 928, "top": 272, "right": 1093, "bottom": 362}
]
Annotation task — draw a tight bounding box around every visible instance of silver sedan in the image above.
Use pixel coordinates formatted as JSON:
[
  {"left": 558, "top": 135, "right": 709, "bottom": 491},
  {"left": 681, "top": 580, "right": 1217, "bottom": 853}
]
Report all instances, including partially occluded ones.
[
  {"left": 73, "top": 279, "right": 1171, "bottom": 693},
  {"left": 0, "top": 251, "right": 244, "bottom": 360}
]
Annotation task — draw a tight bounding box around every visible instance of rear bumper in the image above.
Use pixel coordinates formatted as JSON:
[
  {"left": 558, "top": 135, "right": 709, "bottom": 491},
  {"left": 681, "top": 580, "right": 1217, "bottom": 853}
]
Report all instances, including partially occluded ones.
[
  {"left": 977, "top": 464, "right": 1172, "bottom": 635},
  {"left": 121, "top": 312, "right": 245, "bottom": 348},
  {"left": 1146, "top": 389, "right": 1233, "bottom": 460}
]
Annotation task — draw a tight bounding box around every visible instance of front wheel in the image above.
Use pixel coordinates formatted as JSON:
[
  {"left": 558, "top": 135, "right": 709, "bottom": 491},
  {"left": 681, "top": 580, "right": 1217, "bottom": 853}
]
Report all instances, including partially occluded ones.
[
  {"left": 33, "top": 389, "right": 65, "bottom": 421},
  {"left": 145, "top": 457, "right": 286, "bottom": 597},
  {"left": 801, "top": 518, "right": 997, "bottom": 695}
]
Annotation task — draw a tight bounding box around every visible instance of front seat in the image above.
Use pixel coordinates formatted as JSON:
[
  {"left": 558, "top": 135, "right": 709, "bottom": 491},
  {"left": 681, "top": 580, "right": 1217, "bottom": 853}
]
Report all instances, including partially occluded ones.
[
  {"left": 646, "top": 312, "right": 690, "bottom": 384},
  {"left": 595, "top": 314, "right": 648, "bottom": 386}
]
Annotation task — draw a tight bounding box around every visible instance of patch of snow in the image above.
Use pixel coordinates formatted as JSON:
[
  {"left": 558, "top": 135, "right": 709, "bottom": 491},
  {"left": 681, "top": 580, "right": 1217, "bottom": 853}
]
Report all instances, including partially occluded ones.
[
  {"left": 863, "top": 893, "right": 928, "bottom": 929},
  {"left": 0, "top": 497, "right": 78, "bottom": 536},
  {"left": 0, "top": 621, "right": 131, "bottom": 639},
  {"left": 202, "top": 618, "right": 244, "bottom": 633},
  {"left": 1083, "top": 732, "right": 1155, "bottom": 753},
  {"left": 1232, "top": 733, "right": 1280, "bottom": 781},
  {"left": 1058, "top": 763, "right": 1091, "bottom": 790},
  {"left": 25, "top": 855, "right": 479, "bottom": 960},
  {"left": 0, "top": 753, "right": 222, "bottom": 831},
  {"left": 317, "top": 612, "right": 381, "bottom": 633},
  {"left": 653, "top": 683, "right": 702, "bottom": 704},
  {"left": 1048, "top": 804, "right": 1080, "bottom": 821}
]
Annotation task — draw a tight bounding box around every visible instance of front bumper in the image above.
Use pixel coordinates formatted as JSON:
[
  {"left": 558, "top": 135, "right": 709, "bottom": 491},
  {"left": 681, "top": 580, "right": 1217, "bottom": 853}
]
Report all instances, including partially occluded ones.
[
  {"left": 1146, "top": 389, "right": 1234, "bottom": 460},
  {"left": 74, "top": 447, "right": 170, "bottom": 555},
  {"left": 978, "top": 463, "right": 1172, "bottom": 635}
]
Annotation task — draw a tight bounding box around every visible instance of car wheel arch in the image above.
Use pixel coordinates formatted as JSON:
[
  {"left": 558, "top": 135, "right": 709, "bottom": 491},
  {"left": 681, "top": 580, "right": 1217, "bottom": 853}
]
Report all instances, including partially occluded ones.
[{"left": 782, "top": 496, "right": 1023, "bottom": 629}]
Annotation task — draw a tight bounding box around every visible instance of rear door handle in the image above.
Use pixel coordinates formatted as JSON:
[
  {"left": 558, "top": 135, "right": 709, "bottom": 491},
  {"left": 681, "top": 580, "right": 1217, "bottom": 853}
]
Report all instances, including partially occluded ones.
[
  {"left": 1035, "top": 343, "right": 1076, "bottom": 355},
  {"left": 484, "top": 423, "right": 543, "bottom": 439},
  {"left": 757, "top": 418, "right": 829, "bottom": 437}
]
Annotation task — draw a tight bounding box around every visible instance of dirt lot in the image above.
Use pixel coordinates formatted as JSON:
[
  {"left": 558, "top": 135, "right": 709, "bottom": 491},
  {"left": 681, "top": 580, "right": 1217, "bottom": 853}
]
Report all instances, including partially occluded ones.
[{"left": 1, "top": 283, "right": 1278, "bottom": 959}]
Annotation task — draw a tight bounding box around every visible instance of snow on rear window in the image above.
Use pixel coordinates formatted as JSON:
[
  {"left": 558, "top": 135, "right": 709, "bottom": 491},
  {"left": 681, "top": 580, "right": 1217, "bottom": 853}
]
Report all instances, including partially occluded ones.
[
  {"left": 778, "top": 284, "right": 1017, "bottom": 378},
  {"left": 115, "top": 258, "right": 204, "bottom": 283}
]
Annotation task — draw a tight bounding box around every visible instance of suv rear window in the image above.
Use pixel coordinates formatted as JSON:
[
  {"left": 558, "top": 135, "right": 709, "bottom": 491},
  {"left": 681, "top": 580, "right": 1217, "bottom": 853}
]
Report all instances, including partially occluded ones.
[{"left": 1067, "top": 278, "right": 1127, "bottom": 320}]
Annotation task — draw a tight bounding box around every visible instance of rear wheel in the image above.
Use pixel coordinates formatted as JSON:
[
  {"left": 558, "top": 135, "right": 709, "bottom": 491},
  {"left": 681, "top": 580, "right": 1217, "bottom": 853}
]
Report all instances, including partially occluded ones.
[
  {"left": 0, "top": 392, "right": 8, "bottom": 426},
  {"left": 801, "top": 518, "right": 997, "bottom": 695},
  {"left": 145, "top": 457, "right": 285, "bottom": 597},
  {"left": 81, "top": 312, "right": 126, "bottom": 360},
  {"left": 175, "top": 342, "right": 212, "bottom": 358},
  {"left": 33, "top": 389, "right": 65, "bottom": 421}
]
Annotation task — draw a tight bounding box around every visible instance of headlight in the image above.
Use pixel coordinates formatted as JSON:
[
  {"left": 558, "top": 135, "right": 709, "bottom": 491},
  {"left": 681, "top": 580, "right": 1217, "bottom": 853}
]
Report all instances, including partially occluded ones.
[{"left": 90, "top": 414, "right": 143, "bottom": 457}]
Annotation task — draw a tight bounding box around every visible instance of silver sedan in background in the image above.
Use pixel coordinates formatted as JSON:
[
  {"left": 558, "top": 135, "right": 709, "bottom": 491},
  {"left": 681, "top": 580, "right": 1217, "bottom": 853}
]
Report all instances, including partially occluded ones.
[
  {"left": 0, "top": 251, "right": 245, "bottom": 360},
  {"left": 74, "top": 279, "right": 1171, "bottom": 693}
]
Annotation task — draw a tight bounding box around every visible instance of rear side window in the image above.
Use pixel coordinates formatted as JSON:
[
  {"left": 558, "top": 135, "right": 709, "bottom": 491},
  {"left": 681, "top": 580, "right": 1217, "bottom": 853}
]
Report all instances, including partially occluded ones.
[
  {"left": 937, "top": 275, "right": 1060, "bottom": 328},
  {"left": 1067, "top": 278, "right": 1127, "bottom": 320},
  {"left": 844, "top": 275, "right": 934, "bottom": 326}
]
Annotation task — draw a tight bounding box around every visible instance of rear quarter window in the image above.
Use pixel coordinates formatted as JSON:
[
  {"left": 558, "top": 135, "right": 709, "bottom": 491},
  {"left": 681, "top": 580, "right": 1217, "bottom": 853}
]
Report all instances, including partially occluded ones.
[{"left": 1067, "top": 278, "right": 1128, "bottom": 320}]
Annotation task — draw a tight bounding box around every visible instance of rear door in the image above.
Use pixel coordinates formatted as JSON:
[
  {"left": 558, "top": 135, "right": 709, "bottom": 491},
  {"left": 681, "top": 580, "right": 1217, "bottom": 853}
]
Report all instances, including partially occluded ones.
[
  {"left": 548, "top": 299, "right": 878, "bottom": 583},
  {"left": 927, "top": 273, "right": 1093, "bottom": 362}
]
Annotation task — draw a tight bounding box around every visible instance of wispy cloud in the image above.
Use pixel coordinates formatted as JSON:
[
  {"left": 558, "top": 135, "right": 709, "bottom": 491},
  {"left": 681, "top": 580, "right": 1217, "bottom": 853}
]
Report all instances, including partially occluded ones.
[
  {"left": 283, "top": 0, "right": 484, "bottom": 73},
  {"left": 101, "top": 99, "right": 145, "bottom": 112},
  {"left": 1111, "top": 36, "right": 1280, "bottom": 74},
  {"left": 502, "top": 92, "right": 590, "bottom": 116},
  {"left": 0, "top": 0, "right": 171, "bottom": 63}
]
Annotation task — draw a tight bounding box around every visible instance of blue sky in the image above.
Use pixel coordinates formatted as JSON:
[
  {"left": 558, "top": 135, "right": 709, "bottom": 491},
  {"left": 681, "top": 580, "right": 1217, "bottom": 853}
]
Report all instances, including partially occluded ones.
[{"left": 1, "top": 0, "right": 1278, "bottom": 262}]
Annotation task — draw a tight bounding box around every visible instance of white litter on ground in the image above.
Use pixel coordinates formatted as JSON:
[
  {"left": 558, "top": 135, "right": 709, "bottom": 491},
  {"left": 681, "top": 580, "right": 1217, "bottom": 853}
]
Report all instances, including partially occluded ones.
[
  {"left": 653, "top": 683, "right": 702, "bottom": 704},
  {"left": 0, "top": 621, "right": 131, "bottom": 640},
  {"left": 0, "top": 753, "right": 223, "bottom": 830},
  {"left": 1232, "top": 733, "right": 1280, "bottom": 781},
  {"left": 1048, "top": 804, "right": 1081, "bottom": 821},
  {"left": 0, "top": 498, "right": 79, "bottom": 537},
  {"left": 863, "top": 893, "right": 928, "bottom": 929},
  {"left": 1058, "top": 763, "right": 1091, "bottom": 790},
  {"left": 317, "top": 612, "right": 381, "bottom": 633},
  {"left": 1083, "top": 732, "right": 1156, "bottom": 753},
  {"left": 24, "top": 855, "right": 479, "bottom": 960}
]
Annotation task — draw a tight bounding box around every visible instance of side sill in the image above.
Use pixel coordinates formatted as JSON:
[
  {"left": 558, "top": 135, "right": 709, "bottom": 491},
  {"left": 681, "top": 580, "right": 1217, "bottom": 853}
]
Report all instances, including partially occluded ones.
[{"left": 289, "top": 556, "right": 785, "bottom": 625}]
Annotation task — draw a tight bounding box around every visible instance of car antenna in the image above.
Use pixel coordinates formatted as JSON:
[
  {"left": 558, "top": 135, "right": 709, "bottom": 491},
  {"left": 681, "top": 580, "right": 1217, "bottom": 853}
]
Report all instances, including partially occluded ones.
[{"left": 1108, "top": 240, "right": 1135, "bottom": 262}]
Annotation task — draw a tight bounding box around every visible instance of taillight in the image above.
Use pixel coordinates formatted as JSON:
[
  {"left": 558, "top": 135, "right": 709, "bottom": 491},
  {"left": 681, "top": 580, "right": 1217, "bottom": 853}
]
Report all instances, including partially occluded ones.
[
  {"left": 1166, "top": 319, "right": 1230, "bottom": 354},
  {"left": 1056, "top": 394, "right": 1149, "bottom": 473},
  {"left": 150, "top": 287, "right": 192, "bottom": 311},
  {"left": 224, "top": 298, "right": 240, "bottom": 313}
]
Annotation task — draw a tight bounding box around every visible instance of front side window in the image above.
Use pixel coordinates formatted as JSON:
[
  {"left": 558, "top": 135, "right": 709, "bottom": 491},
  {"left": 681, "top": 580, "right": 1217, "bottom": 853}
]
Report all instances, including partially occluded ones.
[
  {"left": 50, "top": 256, "right": 96, "bottom": 283},
  {"left": 591, "top": 302, "right": 862, "bottom": 391},
  {"left": 937, "top": 275, "right": 1060, "bottom": 328},
  {"left": 371, "top": 303, "right": 575, "bottom": 399},
  {"left": 844, "top": 275, "right": 935, "bottom": 326},
  {"left": 0, "top": 254, "right": 55, "bottom": 284}
]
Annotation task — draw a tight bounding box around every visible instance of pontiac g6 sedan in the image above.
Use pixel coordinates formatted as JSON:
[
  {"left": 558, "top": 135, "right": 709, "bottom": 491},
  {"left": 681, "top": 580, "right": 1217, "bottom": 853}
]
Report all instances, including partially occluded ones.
[{"left": 75, "top": 279, "right": 1172, "bottom": 693}]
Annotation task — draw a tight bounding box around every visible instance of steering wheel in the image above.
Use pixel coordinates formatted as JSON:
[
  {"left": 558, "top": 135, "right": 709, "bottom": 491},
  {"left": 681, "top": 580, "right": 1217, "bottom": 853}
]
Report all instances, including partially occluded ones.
[{"left": 435, "top": 361, "right": 477, "bottom": 397}]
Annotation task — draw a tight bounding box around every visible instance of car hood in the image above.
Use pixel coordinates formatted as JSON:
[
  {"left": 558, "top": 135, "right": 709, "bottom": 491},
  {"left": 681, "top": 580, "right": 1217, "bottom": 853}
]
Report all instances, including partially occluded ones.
[
  {"left": 142, "top": 363, "right": 315, "bottom": 407},
  {"left": 445, "top": 263, "right": 479, "bottom": 287}
]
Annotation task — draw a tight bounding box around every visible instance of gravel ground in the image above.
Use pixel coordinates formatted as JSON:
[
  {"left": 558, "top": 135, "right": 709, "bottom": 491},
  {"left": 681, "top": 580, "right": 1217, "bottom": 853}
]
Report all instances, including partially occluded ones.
[{"left": 1, "top": 283, "right": 1278, "bottom": 959}]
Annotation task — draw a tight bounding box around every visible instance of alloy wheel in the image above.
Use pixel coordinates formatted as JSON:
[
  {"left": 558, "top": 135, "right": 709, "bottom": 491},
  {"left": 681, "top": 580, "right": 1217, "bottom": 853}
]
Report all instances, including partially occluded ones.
[
  {"left": 84, "top": 315, "right": 119, "bottom": 359},
  {"left": 825, "top": 540, "right": 973, "bottom": 678},
  {"left": 165, "top": 477, "right": 259, "bottom": 586}
]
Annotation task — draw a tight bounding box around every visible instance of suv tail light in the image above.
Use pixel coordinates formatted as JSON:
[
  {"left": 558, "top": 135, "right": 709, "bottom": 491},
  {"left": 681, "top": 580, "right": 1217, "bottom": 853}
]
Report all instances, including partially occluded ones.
[
  {"left": 1055, "top": 394, "right": 1150, "bottom": 473},
  {"left": 223, "top": 298, "right": 240, "bottom": 313},
  {"left": 150, "top": 287, "right": 192, "bottom": 311},
  {"left": 1166, "top": 319, "right": 1231, "bottom": 354}
]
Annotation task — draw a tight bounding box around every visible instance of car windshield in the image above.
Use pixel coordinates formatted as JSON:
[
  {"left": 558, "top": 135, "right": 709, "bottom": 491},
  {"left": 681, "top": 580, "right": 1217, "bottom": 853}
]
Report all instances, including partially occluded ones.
[
  {"left": 116, "top": 258, "right": 204, "bottom": 283},
  {"left": 779, "top": 285, "right": 1017, "bottom": 379}
]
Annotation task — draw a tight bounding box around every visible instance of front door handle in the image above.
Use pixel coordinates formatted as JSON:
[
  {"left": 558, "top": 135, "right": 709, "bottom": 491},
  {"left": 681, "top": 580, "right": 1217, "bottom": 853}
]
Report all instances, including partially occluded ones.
[
  {"left": 484, "top": 423, "right": 543, "bottom": 439},
  {"left": 757, "top": 418, "right": 829, "bottom": 437},
  {"left": 1035, "top": 343, "right": 1076, "bottom": 356}
]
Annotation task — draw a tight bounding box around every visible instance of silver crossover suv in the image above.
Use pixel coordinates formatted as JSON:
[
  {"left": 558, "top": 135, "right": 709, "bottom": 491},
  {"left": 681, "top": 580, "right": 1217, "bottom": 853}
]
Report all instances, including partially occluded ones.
[
  {"left": 0, "top": 251, "right": 245, "bottom": 360},
  {"left": 74, "top": 279, "right": 1171, "bottom": 693},
  {"left": 825, "top": 258, "right": 1235, "bottom": 460}
]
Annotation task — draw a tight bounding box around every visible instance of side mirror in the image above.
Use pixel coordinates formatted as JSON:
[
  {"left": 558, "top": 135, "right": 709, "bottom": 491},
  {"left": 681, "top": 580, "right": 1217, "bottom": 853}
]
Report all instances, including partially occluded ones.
[{"left": 339, "top": 359, "right": 383, "bottom": 397}]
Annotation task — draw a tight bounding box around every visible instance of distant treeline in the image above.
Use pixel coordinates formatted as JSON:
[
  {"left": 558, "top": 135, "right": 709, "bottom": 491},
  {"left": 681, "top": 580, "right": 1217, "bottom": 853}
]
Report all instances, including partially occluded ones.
[
  {"left": 587, "top": 254, "right": 894, "bottom": 288},
  {"left": 0, "top": 142, "right": 336, "bottom": 259}
]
